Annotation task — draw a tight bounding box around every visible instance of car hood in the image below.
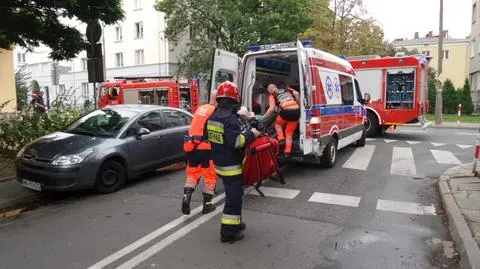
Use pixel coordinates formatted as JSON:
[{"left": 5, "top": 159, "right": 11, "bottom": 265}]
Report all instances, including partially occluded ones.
[{"left": 23, "top": 132, "right": 107, "bottom": 161}]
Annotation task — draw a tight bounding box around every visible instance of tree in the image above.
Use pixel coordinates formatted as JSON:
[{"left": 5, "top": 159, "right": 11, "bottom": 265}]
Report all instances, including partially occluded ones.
[
  {"left": 156, "top": 0, "right": 313, "bottom": 77},
  {"left": 0, "top": 1, "right": 125, "bottom": 60},
  {"left": 302, "top": 0, "right": 391, "bottom": 56},
  {"left": 427, "top": 67, "right": 436, "bottom": 113},
  {"left": 457, "top": 78, "right": 474, "bottom": 115},
  {"left": 15, "top": 66, "right": 31, "bottom": 110},
  {"left": 442, "top": 79, "right": 457, "bottom": 114}
]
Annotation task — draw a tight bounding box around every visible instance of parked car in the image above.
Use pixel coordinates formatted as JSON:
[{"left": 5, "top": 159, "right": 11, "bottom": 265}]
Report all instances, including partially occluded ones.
[{"left": 15, "top": 104, "right": 192, "bottom": 193}]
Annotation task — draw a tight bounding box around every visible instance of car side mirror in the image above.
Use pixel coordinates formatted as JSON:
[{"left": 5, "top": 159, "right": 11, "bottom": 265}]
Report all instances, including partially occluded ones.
[
  {"left": 136, "top": 127, "right": 151, "bottom": 139},
  {"left": 363, "top": 93, "right": 371, "bottom": 104}
]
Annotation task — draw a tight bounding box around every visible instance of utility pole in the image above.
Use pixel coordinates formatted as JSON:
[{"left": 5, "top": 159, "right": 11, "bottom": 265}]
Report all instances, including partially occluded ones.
[{"left": 435, "top": 0, "right": 444, "bottom": 125}]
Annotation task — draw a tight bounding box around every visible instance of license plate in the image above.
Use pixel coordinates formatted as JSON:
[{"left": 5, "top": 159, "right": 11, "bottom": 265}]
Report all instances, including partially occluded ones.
[{"left": 21, "top": 179, "right": 41, "bottom": 191}]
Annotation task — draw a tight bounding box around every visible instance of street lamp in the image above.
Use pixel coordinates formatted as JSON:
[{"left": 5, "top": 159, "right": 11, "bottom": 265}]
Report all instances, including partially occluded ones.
[{"left": 436, "top": 0, "right": 444, "bottom": 125}]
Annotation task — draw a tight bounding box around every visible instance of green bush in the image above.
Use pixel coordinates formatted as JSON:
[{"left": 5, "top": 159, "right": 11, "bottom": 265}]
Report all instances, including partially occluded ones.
[
  {"left": 0, "top": 106, "right": 91, "bottom": 152},
  {"left": 456, "top": 79, "right": 474, "bottom": 115},
  {"left": 442, "top": 79, "right": 457, "bottom": 114}
]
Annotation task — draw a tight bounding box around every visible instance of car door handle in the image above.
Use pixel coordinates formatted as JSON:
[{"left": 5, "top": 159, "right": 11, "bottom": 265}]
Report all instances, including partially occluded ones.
[{"left": 155, "top": 135, "right": 166, "bottom": 141}]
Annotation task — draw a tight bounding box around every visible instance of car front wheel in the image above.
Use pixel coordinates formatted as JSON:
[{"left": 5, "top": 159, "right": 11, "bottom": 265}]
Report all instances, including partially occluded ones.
[{"left": 95, "top": 160, "right": 127, "bottom": 194}]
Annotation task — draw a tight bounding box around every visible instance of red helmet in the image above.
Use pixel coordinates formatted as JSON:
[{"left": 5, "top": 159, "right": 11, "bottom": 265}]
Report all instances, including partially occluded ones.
[{"left": 216, "top": 81, "right": 240, "bottom": 103}]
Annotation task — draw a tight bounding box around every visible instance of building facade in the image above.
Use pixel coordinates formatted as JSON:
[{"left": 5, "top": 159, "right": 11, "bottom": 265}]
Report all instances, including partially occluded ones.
[
  {"left": 470, "top": 0, "right": 480, "bottom": 111},
  {"left": 392, "top": 31, "right": 470, "bottom": 91},
  {"left": 13, "top": 0, "right": 189, "bottom": 107},
  {"left": 0, "top": 48, "right": 17, "bottom": 112}
]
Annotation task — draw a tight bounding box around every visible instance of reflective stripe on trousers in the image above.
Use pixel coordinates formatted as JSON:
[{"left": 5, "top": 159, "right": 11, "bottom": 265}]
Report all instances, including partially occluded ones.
[{"left": 215, "top": 164, "right": 242, "bottom": 176}]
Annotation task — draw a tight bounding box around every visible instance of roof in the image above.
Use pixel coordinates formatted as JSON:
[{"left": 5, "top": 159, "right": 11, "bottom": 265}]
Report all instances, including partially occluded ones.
[
  {"left": 103, "top": 104, "right": 188, "bottom": 113},
  {"left": 392, "top": 37, "right": 470, "bottom": 47}
]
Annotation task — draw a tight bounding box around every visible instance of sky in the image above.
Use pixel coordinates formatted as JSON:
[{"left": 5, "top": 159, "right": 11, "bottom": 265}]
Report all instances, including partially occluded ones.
[{"left": 362, "top": 0, "right": 472, "bottom": 41}]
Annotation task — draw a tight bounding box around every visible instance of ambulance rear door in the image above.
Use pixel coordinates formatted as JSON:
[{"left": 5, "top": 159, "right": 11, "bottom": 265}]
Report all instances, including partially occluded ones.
[
  {"left": 297, "top": 40, "right": 314, "bottom": 155},
  {"left": 209, "top": 49, "right": 241, "bottom": 101}
]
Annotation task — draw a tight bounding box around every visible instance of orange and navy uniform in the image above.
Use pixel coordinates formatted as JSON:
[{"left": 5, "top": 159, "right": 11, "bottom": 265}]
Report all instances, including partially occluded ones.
[
  {"left": 183, "top": 103, "right": 216, "bottom": 195},
  {"left": 269, "top": 87, "right": 300, "bottom": 154}
]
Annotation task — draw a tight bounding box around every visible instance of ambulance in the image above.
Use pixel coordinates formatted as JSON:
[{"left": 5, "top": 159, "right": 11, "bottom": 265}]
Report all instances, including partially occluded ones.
[{"left": 209, "top": 40, "right": 370, "bottom": 167}]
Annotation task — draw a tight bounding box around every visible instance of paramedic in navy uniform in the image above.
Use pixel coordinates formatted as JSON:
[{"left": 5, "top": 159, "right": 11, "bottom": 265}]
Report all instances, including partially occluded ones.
[{"left": 206, "top": 81, "right": 261, "bottom": 243}]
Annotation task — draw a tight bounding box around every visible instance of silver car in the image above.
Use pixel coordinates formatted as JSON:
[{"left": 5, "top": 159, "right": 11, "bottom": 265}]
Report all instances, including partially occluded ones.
[{"left": 15, "top": 105, "right": 192, "bottom": 193}]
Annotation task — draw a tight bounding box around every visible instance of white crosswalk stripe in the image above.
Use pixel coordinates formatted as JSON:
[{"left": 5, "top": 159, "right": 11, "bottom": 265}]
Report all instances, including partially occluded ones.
[
  {"left": 308, "top": 192, "right": 361, "bottom": 207},
  {"left": 391, "top": 147, "right": 417, "bottom": 177},
  {"left": 384, "top": 139, "right": 398, "bottom": 143},
  {"left": 457, "top": 144, "right": 474, "bottom": 149},
  {"left": 406, "top": 141, "right": 422, "bottom": 145},
  {"left": 248, "top": 186, "right": 300, "bottom": 199},
  {"left": 431, "top": 142, "right": 446, "bottom": 147},
  {"left": 430, "top": 150, "right": 462, "bottom": 165},
  {"left": 376, "top": 199, "right": 436, "bottom": 215},
  {"left": 366, "top": 138, "right": 376, "bottom": 141},
  {"left": 342, "top": 145, "right": 376, "bottom": 171}
]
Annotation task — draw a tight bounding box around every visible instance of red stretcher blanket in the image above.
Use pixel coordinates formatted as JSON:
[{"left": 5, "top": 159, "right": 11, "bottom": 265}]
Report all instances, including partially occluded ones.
[{"left": 242, "top": 136, "right": 285, "bottom": 196}]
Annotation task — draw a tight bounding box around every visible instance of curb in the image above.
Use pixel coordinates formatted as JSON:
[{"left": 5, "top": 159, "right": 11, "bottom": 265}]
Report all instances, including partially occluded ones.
[
  {"left": 0, "top": 176, "right": 15, "bottom": 183},
  {"left": 431, "top": 125, "right": 479, "bottom": 130},
  {"left": 439, "top": 164, "right": 480, "bottom": 269}
]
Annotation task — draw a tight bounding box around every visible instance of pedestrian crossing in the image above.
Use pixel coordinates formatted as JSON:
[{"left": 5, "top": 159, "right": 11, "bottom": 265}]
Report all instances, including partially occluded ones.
[
  {"left": 366, "top": 138, "right": 475, "bottom": 149},
  {"left": 246, "top": 186, "right": 437, "bottom": 216}
]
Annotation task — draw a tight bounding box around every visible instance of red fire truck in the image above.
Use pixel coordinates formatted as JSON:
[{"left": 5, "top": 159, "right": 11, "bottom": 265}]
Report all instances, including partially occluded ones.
[
  {"left": 348, "top": 54, "right": 432, "bottom": 137},
  {"left": 98, "top": 76, "right": 200, "bottom": 113}
]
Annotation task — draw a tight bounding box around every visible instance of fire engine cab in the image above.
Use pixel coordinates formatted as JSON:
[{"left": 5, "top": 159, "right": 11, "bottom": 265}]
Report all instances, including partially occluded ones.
[
  {"left": 210, "top": 40, "right": 369, "bottom": 166},
  {"left": 98, "top": 76, "right": 200, "bottom": 113},
  {"left": 348, "top": 54, "right": 432, "bottom": 136}
]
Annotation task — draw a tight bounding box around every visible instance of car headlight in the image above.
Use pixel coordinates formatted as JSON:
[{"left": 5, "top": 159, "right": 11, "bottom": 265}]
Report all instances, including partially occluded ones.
[{"left": 51, "top": 148, "right": 94, "bottom": 166}]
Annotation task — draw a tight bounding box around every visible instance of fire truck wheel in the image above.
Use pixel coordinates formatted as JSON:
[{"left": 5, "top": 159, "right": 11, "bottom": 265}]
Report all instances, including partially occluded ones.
[
  {"left": 95, "top": 160, "right": 127, "bottom": 194},
  {"left": 365, "top": 111, "right": 379, "bottom": 137},
  {"left": 356, "top": 127, "right": 366, "bottom": 147},
  {"left": 322, "top": 138, "right": 338, "bottom": 168}
]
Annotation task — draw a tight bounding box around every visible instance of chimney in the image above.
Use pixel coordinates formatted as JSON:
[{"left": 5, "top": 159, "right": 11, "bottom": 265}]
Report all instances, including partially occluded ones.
[
  {"left": 414, "top": 32, "right": 419, "bottom": 39},
  {"left": 443, "top": 30, "right": 448, "bottom": 39},
  {"left": 426, "top": 31, "right": 433, "bottom": 38}
]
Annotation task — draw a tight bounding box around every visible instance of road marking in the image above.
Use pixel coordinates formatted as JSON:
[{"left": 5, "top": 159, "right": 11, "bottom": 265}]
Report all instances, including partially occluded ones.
[
  {"left": 406, "top": 141, "right": 421, "bottom": 145},
  {"left": 116, "top": 205, "right": 225, "bottom": 269},
  {"left": 384, "top": 139, "right": 398, "bottom": 143},
  {"left": 376, "top": 199, "right": 436, "bottom": 215},
  {"left": 397, "top": 130, "right": 427, "bottom": 134},
  {"left": 431, "top": 150, "right": 461, "bottom": 165},
  {"left": 457, "top": 132, "right": 477, "bottom": 136},
  {"left": 87, "top": 193, "right": 226, "bottom": 269},
  {"left": 248, "top": 186, "right": 300, "bottom": 199},
  {"left": 457, "top": 144, "right": 474, "bottom": 149},
  {"left": 366, "top": 138, "right": 376, "bottom": 141},
  {"left": 431, "top": 142, "right": 446, "bottom": 147},
  {"left": 391, "top": 147, "right": 417, "bottom": 177},
  {"left": 308, "top": 192, "right": 361, "bottom": 207},
  {"left": 342, "top": 145, "right": 376, "bottom": 170}
]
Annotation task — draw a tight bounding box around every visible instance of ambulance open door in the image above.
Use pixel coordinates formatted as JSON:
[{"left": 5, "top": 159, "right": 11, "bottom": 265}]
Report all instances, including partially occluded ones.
[
  {"left": 297, "top": 40, "right": 314, "bottom": 155},
  {"left": 209, "top": 49, "right": 240, "bottom": 102}
]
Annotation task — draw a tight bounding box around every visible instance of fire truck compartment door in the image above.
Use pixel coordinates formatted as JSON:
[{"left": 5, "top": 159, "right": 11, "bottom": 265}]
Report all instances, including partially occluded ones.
[
  {"left": 297, "top": 40, "right": 313, "bottom": 155},
  {"left": 210, "top": 49, "right": 240, "bottom": 96}
]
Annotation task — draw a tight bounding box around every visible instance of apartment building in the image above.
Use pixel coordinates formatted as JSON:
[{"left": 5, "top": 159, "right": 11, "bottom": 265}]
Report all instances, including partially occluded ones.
[
  {"left": 0, "top": 48, "right": 17, "bottom": 112},
  {"left": 470, "top": 0, "right": 480, "bottom": 111},
  {"left": 392, "top": 31, "right": 470, "bottom": 90},
  {"left": 13, "top": 0, "right": 188, "bottom": 107}
]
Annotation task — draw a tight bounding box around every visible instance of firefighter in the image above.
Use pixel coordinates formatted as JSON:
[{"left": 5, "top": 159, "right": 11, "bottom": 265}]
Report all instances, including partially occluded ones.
[
  {"left": 181, "top": 91, "right": 219, "bottom": 215},
  {"left": 264, "top": 83, "right": 300, "bottom": 156},
  {"left": 207, "top": 81, "right": 261, "bottom": 242}
]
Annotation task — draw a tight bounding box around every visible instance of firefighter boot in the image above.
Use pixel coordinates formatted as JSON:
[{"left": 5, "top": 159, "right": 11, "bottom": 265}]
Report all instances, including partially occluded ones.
[
  {"left": 202, "top": 193, "right": 216, "bottom": 214},
  {"left": 181, "top": 187, "right": 195, "bottom": 215}
]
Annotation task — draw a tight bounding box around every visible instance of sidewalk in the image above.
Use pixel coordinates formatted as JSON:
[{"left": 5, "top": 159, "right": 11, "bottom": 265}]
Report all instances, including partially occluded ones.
[
  {"left": 431, "top": 122, "right": 479, "bottom": 130},
  {"left": 439, "top": 163, "right": 480, "bottom": 269}
]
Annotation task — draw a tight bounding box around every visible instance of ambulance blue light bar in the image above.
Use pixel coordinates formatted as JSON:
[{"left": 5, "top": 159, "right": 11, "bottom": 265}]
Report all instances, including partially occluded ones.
[{"left": 247, "top": 40, "right": 314, "bottom": 52}]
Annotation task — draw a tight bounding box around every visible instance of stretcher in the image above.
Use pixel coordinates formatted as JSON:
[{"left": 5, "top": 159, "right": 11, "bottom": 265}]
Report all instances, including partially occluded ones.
[{"left": 242, "top": 135, "right": 285, "bottom": 197}]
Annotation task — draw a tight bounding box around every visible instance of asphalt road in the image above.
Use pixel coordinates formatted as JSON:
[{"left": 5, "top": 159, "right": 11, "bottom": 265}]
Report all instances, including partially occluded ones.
[{"left": 0, "top": 126, "right": 473, "bottom": 269}]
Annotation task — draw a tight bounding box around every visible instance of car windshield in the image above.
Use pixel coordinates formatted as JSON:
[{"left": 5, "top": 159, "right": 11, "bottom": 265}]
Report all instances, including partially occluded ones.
[{"left": 63, "top": 108, "right": 139, "bottom": 138}]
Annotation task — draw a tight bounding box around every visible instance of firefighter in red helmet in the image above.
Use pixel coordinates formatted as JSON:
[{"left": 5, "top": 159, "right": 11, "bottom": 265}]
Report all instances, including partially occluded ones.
[
  {"left": 207, "top": 81, "right": 260, "bottom": 242},
  {"left": 181, "top": 90, "right": 219, "bottom": 215}
]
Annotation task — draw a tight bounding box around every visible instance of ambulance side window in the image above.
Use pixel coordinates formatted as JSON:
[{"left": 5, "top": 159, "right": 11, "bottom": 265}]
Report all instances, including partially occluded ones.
[
  {"left": 354, "top": 79, "right": 364, "bottom": 105},
  {"left": 339, "top": 75, "right": 354, "bottom": 106}
]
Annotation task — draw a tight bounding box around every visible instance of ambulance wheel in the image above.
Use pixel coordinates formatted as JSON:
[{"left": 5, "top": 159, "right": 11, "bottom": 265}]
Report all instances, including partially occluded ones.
[
  {"left": 356, "top": 127, "right": 366, "bottom": 147},
  {"left": 322, "top": 138, "right": 338, "bottom": 168},
  {"left": 365, "top": 111, "right": 379, "bottom": 137}
]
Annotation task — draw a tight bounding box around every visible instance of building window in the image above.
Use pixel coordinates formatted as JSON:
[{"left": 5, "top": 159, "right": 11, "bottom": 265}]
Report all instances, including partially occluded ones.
[
  {"left": 57, "top": 84, "right": 66, "bottom": 94},
  {"left": 422, "top": 50, "right": 430, "bottom": 56},
  {"left": 135, "top": 22, "right": 144, "bottom": 39},
  {"left": 115, "top": 53, "right": 124, "bottom": 67},
  {"left": 81, "top": 82, "right": 89, "bottom": 96},
  {"left": 135, "top": 49, "right": 144, "bottom": 65},
  {"left": 115, "top": 25, "right": 122, "bottom": 41},
  {"left": 81, "top": 58, "right": 87, "bottom": 71},
  {"left": 17, "top": 53, "right": 26, "bottom": 63},
  {"left": 134, "top": 0, "right": 142, "bottom": 9},
  {"left": 474, "top": 3, "right": 477, "bottom": 24},
  {"left": 442, "top": 50, "right": 449, "bottom": 60}
]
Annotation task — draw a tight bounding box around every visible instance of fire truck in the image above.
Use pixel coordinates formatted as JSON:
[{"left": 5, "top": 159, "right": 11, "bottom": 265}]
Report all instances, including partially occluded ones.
[
  {"left": 348, "top": 54, "right": 432, "bottom": 137},
  {"left": 98, "top": 76, "right": 200, "bottom": 113}
]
